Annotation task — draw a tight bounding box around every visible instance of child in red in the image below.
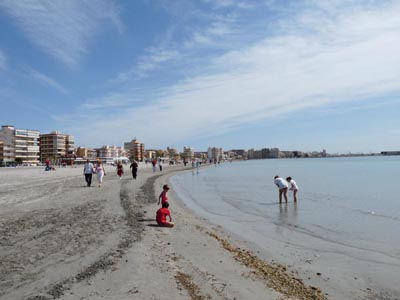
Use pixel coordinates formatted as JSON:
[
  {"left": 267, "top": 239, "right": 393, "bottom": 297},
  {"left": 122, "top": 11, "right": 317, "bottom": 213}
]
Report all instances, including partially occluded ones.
[
  {"left": 156, "top": 201, "right": 174, "bottom": 227},
  {"left": 157, "top": 184, "right": 170, "bottom": 206}
]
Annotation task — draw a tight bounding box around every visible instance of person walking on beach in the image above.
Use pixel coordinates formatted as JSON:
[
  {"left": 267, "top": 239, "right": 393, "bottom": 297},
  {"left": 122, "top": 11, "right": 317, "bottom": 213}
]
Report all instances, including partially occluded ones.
[
  {"left": 116, "top": 162, "right": 124, "bottom": 179},
  {"left": 286, "top": 176, "right": 298, "bottom": 202},
  {"left": 158, "top": 159, "right": 163, "bottom": 172},
  {"left": 274, "top": 175, "right": 288, "bottom": 203},
  {"left": 151, "top": 159, "right": 157, "bottom": 173},
  {"left": 130, "top": 160, "right": 138, "bottom": 179},
  {"left": 83, "top": 159, "right": 94, "bottom": 187},
  {"left": 95, "top": 160, "right": 106, "bottom": 187},
  {"left": 156, "top": 201, "right": 174, "bottom": 227},
  {"left": 158, "top": 184, "right": 170, "bottom": 206}
]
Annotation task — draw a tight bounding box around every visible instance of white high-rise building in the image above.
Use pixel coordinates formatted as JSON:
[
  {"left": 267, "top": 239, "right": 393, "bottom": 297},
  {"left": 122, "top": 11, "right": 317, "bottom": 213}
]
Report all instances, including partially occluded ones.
[
  {"left": 207, "top": 147, "right": 224, "bottom": 160},
  {"left": 0, "top": 125, "right": 40, "bottom": 164}
]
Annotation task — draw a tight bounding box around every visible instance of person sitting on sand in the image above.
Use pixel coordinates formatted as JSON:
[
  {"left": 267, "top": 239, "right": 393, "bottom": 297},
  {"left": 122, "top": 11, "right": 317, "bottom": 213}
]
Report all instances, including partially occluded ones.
[
  {"left": 158, "top": 184, "right": 170, "bottom": 206},
  {"left": 286, "top": 176, "right": 298, "bottom": 202},
  {"left": 274, "top": 175, "right": 288, "bottom": 203},
  {"left": 156, "top": 201, "right": 174, "bottom": 227}
]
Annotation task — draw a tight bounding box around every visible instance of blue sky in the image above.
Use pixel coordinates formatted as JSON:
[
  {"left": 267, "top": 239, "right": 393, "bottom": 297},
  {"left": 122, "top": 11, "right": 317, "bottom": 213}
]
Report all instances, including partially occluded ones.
[{"left": 0, "top": 0, "right": 399, "bottom": 153}]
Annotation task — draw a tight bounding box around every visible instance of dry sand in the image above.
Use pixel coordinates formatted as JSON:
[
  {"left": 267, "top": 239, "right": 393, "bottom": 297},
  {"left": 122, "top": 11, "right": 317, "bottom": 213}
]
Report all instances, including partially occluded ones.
[{"left": 1, "top": 164, "right": 329, "bottom": 300}]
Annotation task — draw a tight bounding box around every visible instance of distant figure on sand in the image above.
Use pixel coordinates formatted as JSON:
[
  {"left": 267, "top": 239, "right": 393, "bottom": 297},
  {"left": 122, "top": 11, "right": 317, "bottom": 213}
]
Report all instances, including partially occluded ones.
[
  {"left": 286, "top": 176, "right": 298, "bottom": 202},
  {"left": 116, "top": 162, "right": 124, "bottom": 179},
  {"left": 159, "top": 159, "right": 163, "bottom": 171},
  {"left": 274, "top": 175, "right": 288, "bottom": 203},
  {"left": 95, "top": 160, "right": 106, "bottom": 187},
  {"left": 83, "top": 159, "right": 94, "bottom": 187},
  {"left": 158, "top": 184, "right": 170, "bottom": 205},
  {"left": 156, "top": 201, "right": 174, "bottom": 227},
  {"left": 130, "top": 160, "right": 138, "bottom": 179},
  {"left": 151, "top": 159, "right": 157, "bottom": 172}
]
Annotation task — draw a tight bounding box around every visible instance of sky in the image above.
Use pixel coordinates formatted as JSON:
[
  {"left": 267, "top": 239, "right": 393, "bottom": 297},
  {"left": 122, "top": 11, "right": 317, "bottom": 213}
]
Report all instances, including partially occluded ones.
[{"left": 0, "top": 0, "right": 399, "bottom": 153}]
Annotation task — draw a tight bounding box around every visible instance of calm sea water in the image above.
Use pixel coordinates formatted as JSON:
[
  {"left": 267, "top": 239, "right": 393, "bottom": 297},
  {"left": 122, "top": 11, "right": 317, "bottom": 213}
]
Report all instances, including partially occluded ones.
[{"left": 170, "top": 156, "right": 400, "bottom": 299}]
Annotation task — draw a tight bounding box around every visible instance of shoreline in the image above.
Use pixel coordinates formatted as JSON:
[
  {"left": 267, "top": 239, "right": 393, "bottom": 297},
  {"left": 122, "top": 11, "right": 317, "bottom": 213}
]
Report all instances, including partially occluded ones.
[
  {"left": 1, "top": 164, "right": 328, "bottom": 300},
  {"left": 167, "top": 162, "right": 400, "bottom": 300}
]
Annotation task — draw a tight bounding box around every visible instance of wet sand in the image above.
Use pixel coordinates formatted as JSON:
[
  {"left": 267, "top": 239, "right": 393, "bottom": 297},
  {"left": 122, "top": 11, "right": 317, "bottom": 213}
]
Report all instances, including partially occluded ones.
[{"left": 1, "top": 164, "right": 328, "bottom": 300}]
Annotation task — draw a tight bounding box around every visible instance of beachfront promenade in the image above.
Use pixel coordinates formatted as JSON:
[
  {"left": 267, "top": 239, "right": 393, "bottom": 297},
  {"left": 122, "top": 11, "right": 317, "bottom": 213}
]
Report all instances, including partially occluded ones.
[{"left": 0, "top": 164, "right": 326, "bottom": 300}]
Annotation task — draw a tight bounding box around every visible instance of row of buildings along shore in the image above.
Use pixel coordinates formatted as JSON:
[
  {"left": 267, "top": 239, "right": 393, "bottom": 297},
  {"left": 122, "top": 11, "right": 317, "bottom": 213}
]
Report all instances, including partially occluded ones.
[{"left": 0, "top": 124, "right": 393, "bottom": 166}]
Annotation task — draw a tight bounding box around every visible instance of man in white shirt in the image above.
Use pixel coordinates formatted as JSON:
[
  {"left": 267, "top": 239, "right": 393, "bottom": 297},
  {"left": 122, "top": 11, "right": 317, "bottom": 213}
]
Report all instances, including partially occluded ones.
[
  {"left": 83, "top": 159, "right": 94, "bottom": 187},
  {"left": 274, "top": 175, "right": 288, "bottom": 203}
]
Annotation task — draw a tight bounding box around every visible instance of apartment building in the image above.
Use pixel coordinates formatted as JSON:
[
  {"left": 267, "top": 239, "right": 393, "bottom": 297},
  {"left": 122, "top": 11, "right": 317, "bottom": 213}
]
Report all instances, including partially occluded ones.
[
  {"left": 96, "top": 145, "right": 126, "bottom": 164},
  {"left": 76, "top": 147, "right": 97, "bottom": 160},
  {"left": 207, "top": 147, "right": 224, "bottom": 161},
  {"left": 0, "top": 125, "right": 40, "bottom": 164},
  {"left": 124, "top": 138, "right": 145, "bottom": 162},
  {"left": 182, "top": 146, "right": 194, "bottom": 159},
  {"left": 39, "top": 131, "right": 75, "bottom": 162},
  {"left": 0, "top": 141, "right": 4, "bottom": 164}
]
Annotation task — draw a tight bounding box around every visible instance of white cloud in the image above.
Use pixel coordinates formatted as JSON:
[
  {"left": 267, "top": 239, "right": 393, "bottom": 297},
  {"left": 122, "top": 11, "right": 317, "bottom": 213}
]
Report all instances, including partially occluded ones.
[
  {"left": 25, "top": 67, "right": 67, "bottom": 94},
  {"left": 61, "top": 1, "right": 400, "bottom": 148},
  {"left": 111, "top": 48, "right": 179, "bottom": 83},
  {"left": 0, "top": 0, "right": 123, "bottom": 67},
  {"left": 204, "top": 0, "right": 254, "bottom": 9}
]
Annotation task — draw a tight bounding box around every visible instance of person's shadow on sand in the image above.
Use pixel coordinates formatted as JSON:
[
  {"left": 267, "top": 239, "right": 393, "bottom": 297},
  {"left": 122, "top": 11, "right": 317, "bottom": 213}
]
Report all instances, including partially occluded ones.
[{"left": 138, "top": 218, "right": 155, "bottom": 222}]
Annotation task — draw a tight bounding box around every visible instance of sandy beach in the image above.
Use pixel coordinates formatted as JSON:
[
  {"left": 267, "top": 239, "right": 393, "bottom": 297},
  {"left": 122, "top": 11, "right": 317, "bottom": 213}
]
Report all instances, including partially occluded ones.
[{"left": 0, "top": 164, "right": 328, "bottom": 300}]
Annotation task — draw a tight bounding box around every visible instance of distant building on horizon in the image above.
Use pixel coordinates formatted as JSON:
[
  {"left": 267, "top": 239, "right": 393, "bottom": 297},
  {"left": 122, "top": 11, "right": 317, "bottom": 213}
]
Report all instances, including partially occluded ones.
[
  {"left": 207, "top": 147, "right": 223, "bottom": 161},
  {"left": 76, "top": 147, "right": 97, "bottom": 160},
  {"left": 182, "top": 146, "right": 194, "bottom": 159},
  {"left": 269, "top": 148, "right": 280, "bottom": 159},
  {"left": 0, "top": 125, "right": 40, "bottom": 164},
  {"left": 194, "top": 151, "right": 207, "bottom": 160},
  {"left": 381, "top": 151, "right": 400, "bottom": 156},
  {"left": 167, "top": 147, "right": 178, "bottom": 159},
  {"left": 96, "top": 145, "right": 125, "bottom": 164},
  {"left": 124, "top": 138, "right": 145, "bottom": 162},
  {"left": 39, "top": 131, "right": 75, "bottom": 163}
]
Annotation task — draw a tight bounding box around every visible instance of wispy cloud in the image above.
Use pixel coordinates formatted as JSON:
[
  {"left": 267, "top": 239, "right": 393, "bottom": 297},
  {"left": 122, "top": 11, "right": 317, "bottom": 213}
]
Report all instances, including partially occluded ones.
[
  {"left": 111, "top": 47, "right": 179, "bottom": 83},
  {"left": 0, "top": 50, "right": 6, "bottom": 70},
  {"left": 59, "top": 1, "right": 400, "bottom": 148},
  {"left": 203, "top": 0, "right": 255, "bottom": 9},
  {"left": 0, "top": 0, "right": 123, "bottom": 67},
  {"left": 25, "top": 67, "right": 67, "bottom": 94}
]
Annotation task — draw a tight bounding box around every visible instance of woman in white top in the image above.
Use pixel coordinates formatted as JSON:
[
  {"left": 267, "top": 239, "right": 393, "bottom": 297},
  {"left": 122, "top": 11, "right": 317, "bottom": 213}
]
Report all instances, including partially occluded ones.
[
  {"left": 95, "top": 160, "right": 106, "bottom": 187},
  {"left": 286, "top": 176, "right": 298, "bottom": 202}
]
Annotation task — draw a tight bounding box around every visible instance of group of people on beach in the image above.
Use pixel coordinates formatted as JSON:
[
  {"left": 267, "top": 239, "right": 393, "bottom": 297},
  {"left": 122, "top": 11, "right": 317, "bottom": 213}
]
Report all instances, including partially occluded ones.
[
  {"left": 274, "top": 175, "right": 298, "bottom": 203},
  {"left": 83, "top": 159, "right": 106, "bottom": 187},
  {"left": 82, "top": 159, "right": 174, "bottom": 227},
  {"left": 83, "top": 159, "right": 139, "bottom": 187}
]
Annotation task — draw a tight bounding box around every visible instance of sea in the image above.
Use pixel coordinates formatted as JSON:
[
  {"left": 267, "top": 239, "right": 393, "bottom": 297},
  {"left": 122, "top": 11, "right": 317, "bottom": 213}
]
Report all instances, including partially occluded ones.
[{"left": 170, "top": 156, "right": 400, "bottom": 300}]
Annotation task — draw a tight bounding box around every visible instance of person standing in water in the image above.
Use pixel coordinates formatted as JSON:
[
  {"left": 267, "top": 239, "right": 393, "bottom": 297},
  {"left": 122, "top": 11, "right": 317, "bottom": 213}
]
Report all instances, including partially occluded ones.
[
  {"left": 274, "top": 175, "right": 288, "bottom": 203},
  {"left": 286, "top": 176, "right": 298, "bottom": 202},
  {"left": 130, "top": 160, "right": 138, "bottom": 179}
]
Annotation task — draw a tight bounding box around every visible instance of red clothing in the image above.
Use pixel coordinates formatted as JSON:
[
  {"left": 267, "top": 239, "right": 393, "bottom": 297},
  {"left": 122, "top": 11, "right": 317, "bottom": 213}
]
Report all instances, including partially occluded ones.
[
  {"left": 117, "top": 165, "right": 124, "bottom": 176},
  {"left": 159, "top": 190, "right": 168, "bottom": 203},
  {"left": 156, "top": 208, "right": 171, "bottom": 225}
]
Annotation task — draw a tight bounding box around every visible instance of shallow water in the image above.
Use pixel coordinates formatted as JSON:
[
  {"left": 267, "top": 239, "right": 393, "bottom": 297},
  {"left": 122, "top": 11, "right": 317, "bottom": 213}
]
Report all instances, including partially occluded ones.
[{"left": 170, "top": 156, "right": 400, "bottom": 299}]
